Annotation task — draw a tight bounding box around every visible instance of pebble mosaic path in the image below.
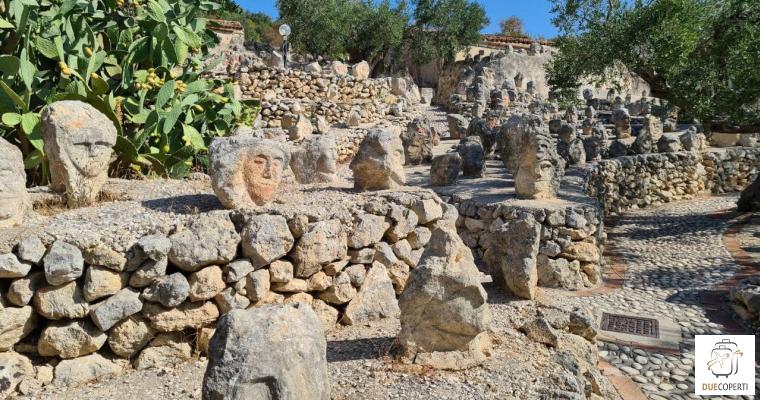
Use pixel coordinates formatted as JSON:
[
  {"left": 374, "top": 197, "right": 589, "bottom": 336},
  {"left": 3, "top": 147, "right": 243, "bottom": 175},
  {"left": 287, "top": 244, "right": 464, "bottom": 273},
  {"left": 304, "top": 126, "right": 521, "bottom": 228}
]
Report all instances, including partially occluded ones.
[{"left": 563, "top": 194, "right": 759, "bottom": 400}]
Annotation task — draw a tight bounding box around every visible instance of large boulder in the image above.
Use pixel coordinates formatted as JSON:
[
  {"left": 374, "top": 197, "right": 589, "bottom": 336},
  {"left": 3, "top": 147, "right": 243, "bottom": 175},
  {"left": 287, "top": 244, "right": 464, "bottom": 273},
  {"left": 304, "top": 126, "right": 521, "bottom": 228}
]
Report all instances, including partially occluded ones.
[
  {"left": 41, "top": 101, "right": 117, "bottom": 205},
  {"left": 397, "top": 228, "right": 491, "bottom": 370},
  {"left": 350, "top": 129, "right": 406, "bottom": 190},
  {"left": 446, "top": 114, "right": 468, "bottom": 139},
  {"left": 0, "top": 306, "right": 37, "bottom": 351},
  {"left": 351, "top": 61, "right": 370, "bottom": 80},
  {"left": 457, "top": 136, "right": 485, "bottom": 178},
  {"left": 202, "top": 304, "right": 330, "bottom": 400},
  {"left": 0, "top": 137, "right": 30, "bottom": 228}
]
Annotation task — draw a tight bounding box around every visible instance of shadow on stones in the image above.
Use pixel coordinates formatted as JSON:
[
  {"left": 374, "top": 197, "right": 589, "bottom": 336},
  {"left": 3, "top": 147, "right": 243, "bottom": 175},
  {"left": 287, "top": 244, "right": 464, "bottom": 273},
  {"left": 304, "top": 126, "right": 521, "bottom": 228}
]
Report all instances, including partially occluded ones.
[
  {"left": 140, "top": 194, "right": 223, "bottom": 214},
  {"left": 326, "top": 336, "right": 396, "bottom": 362}
]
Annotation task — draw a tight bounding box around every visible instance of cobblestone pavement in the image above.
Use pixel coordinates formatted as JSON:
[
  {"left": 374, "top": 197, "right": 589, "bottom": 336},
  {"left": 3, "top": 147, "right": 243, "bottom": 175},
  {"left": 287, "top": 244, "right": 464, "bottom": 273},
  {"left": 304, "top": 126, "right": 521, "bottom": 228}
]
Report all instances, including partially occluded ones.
[{"left": 562, "top": 194, "right": 759, "bottom": 400}]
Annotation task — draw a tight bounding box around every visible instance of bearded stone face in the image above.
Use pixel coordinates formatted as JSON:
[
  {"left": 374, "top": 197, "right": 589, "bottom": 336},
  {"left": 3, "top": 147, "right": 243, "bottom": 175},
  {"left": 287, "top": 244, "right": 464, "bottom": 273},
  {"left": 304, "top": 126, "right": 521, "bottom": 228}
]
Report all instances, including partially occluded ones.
[
  {"left": 0, "top": 139, "right": 29, "bottom": 228},
  {"left": 511, "top": 115, "right": 566, "bottom": 200}
]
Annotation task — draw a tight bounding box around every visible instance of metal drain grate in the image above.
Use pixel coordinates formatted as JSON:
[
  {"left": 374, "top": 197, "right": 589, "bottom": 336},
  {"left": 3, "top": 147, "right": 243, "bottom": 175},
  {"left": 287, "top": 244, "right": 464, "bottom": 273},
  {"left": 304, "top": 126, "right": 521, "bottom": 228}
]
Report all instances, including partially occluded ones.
[{"left": 600, "top": 313, "right": 660, "bottom": 338}]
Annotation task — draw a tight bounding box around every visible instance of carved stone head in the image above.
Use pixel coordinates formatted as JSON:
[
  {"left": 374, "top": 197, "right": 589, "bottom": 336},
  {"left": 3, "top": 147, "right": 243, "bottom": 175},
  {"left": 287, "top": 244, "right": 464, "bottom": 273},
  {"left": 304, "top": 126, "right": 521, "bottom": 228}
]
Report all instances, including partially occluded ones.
[
  {"left": 350, "top": 128, "right": 405, "bottom": 190},
  {"left": 511, "top": 114, "right": 566, "bottom": 199},
  {"left": 0, "top": 138, "right": 29, "bottom": 228},
  {"left": 290, "top": 135, "right": 338, "bottom": 184},
  {"left": 41, "top": 101, "right": 117, "bottom": 205},
  {"left": 210, "top": 136, "right": 291, "bottom": 208}
]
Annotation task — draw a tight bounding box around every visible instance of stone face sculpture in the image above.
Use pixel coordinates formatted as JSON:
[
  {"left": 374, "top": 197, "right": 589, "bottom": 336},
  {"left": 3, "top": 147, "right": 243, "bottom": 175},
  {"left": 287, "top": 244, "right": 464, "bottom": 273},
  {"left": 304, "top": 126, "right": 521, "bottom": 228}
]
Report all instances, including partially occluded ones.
[
  {"left": 289, "top": 135, "right": 338, "bottom": 184},
  {"left": 0, "top": 138, "right": 30, "bottom": 228},
  {"left": 446, "top": 114, "right": 468, "bottom": 140},
  {"left": 612, "top": 108, "right": 632, "bottom": 138},
  {"left": 456, "top": 137, "right": 485, "bottom": 178},
  {"left": 583, "top": 123, "right": 608, "bottom": 161},
  {"left": 41, "top": 101, "right": 117, "bottom": 205},
  {"left": 397, "top": 228, "right": 491, "bottom": 370},
  {"left": 209, "top": 136, "right": 291, "bottom": 208},
  {"left": 350, "top": 128, "right": 405, "bottom": 190},
  {"left": 402, "top": 116, "right": 438, "bottom": 165},
  {"left": 203, "top": 304, "right": 330, "bottom": 400},
  {"left": 513, "top": 116, "right": 566, "bottom": 199},
  {"left": 430, "top": 153, "right": 462, "bottom": 187}
]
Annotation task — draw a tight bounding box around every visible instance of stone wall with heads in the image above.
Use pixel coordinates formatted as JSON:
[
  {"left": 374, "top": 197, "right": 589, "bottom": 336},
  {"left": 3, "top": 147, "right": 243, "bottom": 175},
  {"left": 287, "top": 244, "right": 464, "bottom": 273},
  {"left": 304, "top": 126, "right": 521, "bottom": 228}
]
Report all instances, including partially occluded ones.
[
  {"left": 0, "top": 189, "right": 458, "bottom": 391},
  {"left": 587, "top": 147, "right": 760, "bottom": 215}
]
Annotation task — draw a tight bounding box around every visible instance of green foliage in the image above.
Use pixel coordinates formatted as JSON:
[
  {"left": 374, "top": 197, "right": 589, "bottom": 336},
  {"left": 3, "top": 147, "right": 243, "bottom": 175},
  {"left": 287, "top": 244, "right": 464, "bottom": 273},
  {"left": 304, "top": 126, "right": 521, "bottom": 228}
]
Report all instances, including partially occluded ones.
[
  {"left": 499, "top": 16, "right": 527, "bottom": 37},
  {"left": 548, "top": 0, "right": 760, "bottom": 128},
  {"left": 205, "top": 1, "right": 274, "bottom": 45},
  {"left": 276, "top": 0, "right": 488, "bottom": 68},
  {"left": 0, "top": 0, "right": 258, "bottom": 182}
]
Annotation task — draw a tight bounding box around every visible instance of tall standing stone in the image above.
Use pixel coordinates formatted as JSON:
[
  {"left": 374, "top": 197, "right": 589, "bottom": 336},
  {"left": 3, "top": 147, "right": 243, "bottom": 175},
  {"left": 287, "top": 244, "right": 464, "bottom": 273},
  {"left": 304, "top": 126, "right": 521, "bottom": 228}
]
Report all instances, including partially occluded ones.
[
  {"left": 202, "top": 304, "right": 330, "bottom": 400},
  {"left": 397, "top": 228, "right": 491, "bottom": 370},
  {"left": 350, "top": 129, "right": 406, "bottom": 190},
  {"left": 0, "top": 138, "right": 30, "bottom": 228},
  {"left": 41, "top": 101, "right": 117, "bottom": 205}
]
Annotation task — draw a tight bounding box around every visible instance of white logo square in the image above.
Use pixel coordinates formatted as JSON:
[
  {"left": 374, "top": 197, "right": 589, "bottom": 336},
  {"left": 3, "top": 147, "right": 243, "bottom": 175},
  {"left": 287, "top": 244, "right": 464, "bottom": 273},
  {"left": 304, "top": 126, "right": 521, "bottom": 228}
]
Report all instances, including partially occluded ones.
[{"left": 694, "top": 335, "right": 756, "bottom": 396}]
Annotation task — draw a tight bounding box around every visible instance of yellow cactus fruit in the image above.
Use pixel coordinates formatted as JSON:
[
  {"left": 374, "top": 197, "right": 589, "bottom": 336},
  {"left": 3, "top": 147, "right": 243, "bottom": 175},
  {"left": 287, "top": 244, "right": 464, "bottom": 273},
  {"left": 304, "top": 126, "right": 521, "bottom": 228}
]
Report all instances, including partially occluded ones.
[
  {"left": 58, "top": 61, "right": 68, "bottom": 70},
  {"left": 193, "top": 104, "right": 204, "bottom": 112},
  {"left": 162, "top": 144, "right": 171, "bottom": 153},
  {"left": 90, "top": 72, "right": 98, "bottom": 80},
  {"left": 84, "top": 47, "right": 93, "bottom": 57},
  {"left": 62, "top": 68, "right": 73, "bottom": 76}
]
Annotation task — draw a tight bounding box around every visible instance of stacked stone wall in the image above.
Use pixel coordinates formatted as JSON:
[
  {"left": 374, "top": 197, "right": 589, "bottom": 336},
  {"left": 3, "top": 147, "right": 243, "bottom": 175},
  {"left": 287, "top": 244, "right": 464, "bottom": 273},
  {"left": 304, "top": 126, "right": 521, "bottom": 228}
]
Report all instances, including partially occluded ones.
[
  {"left": 0, "top": 190, "right": 455, "bottom": 377},
  {"left": 587, "top": 147, "right": 760, "bottom": 215},
  {"left": 238, "top": 65, "right": 393, "bottom": 127},
  {"left": 445, "top": 197, "right": 605, "bottom": 290}
]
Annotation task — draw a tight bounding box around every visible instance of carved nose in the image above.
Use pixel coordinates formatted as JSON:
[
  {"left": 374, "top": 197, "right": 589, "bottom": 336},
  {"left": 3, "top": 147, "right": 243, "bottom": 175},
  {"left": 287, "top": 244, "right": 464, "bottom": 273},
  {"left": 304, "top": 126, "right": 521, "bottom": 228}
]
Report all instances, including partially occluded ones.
[{"left": 262, "top": 161, "right": 272, "bottom": 178}]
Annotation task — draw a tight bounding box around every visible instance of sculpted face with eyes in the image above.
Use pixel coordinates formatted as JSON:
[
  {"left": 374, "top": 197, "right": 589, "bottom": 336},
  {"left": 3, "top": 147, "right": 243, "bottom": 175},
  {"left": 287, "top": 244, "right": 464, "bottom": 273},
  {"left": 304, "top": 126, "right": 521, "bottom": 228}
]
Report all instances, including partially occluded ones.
[
  {"left": 350, "top": 128, "right": 405, "bottom": 190},
  {"left": 210, "top": 136, "right": 291, "bottom": 208},
  {"left": 0, "top": 138, "right": 30, "bottom": 228},
  {"left": 511, "top": 114, "right": 566, "bottom": 199},
  {"left": 41, "top": 101, "right": 117, "bottom": 205}
]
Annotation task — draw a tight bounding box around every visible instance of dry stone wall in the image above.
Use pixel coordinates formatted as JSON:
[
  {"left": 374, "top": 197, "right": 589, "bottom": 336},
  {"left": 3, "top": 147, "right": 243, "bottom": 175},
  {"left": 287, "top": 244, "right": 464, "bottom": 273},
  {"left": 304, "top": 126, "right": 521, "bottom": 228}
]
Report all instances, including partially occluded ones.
[
  {"left": 238, "top": 65, "right": 394, "bottom": 127},
  {"left": 587, "top": 147, "right": 760, "bottom": 215},
  {"left": 440, "top": 188, "right": 605, "bottom": 292},
  {"left": 0, "top": 189, "right": 456, "bottom": 385}
]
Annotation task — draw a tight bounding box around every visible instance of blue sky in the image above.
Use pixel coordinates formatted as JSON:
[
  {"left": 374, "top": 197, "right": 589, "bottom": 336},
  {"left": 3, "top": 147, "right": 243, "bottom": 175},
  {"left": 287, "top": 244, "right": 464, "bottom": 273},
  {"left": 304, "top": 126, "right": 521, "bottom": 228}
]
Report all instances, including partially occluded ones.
[{"left": 235, "top": 1, "right": 559, "bottom": 38}]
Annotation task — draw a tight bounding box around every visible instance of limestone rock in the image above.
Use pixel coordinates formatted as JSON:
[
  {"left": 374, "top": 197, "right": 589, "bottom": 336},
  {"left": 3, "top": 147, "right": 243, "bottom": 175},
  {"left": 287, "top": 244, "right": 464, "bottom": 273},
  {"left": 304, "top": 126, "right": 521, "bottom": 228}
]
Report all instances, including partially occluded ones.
[
  {"left": 33, "top": 281, "right": 90, "bottom": 320},
  {"left": 311, "top": 299, "right": 339, "bottom": 332},
  {"left": 289, "top": 134, "right": 338, "bottom": 184},
  {"left": 0, "top": 137, "right": 30, "bottom": 228},
  {"left": 343, "top": 262, "right": 400, "bottom": 325},
  {"left": 0, "top": 253, "right": 30, "bottom": 278},
  {"left": 680, "top": 129, "right": 707, "bottom": 151},
  {"left": 90, "top": 288, "right": 143, "bottom": 331},
  {"left": 494, "top": 214, "right": 541, "bottom": 299},
  {"left": 244, "top": 269, "right": 271, "bottom": 302},
  {"left": 292, "top": 219, "right": 347, "bottom": 278},
  {"left": 108, "top": 315, "right": 156, "bottom": 358},
  {"left": 215, "top": 287, "right": 251, "bottom": 314},
  {"left": 331, "top": 61, "right": 348, "bottom": 75},
  {"left": 348, "top": 213, "right": 389, "bottom": 249},
  {"left": 657, "top": 133, "right": 683, "bottom": 153},
  {"left": 7, "top": 272, "right": 45, "bottom": 306},
  {"left": 38, "top": 320, "right": 107, "bottom": 358},
  {"left": 225, "top": 259, "right": 254, "bottom": 283},
  {"left": 202, "top": 304, "right": 330, "bottom": 400},
  {"left": 142, "top": 301, "right": 219, "bottom": 332},
  {"left": 269, "top": 260, "right": 294, "bottom": 283},
  {"left": 188, "top": 265, "right": 226, "bottom": 301},
  {"left": 457, "top": 137, "right": 485, "bottom": 178},
  {"left": 83, "top": 265, "right": 126, "bottom": 302},
  {"left": 241, "top": 214, "right": 294, "bottom": 269},
  {"left": 209, "top": 136, "right": 291, "bottom": 208},
  {"left": 411, "top": 199, "right": 443, "bottom": 224},
  {"left": 43, "top": 240, "right": 84, "bottom": 285},
  {"left": 351, "top": 61, "right": 370, "bottom": 80},
  {"left": 83, "top": 243, "right": 127, "bottom": 271},
  {"left": 141, "top": 273, "right": 190, "bottom": 307},
  {"left": 350, "top": 129, "right": 406, "bottom": 190},
  {"left": 0, "top": 306, "right": 37, "bottom": 351},
  {"left": 169, "top": 214, "right": 240, "bottom": 272},
  {"left": 52, "top": 353, "right": 123, "bottom": 387},
  {"left": 319, "top": 271, "right": 356, "bottom": 305},
  {"left": 16, "top": 236, "right": 45, "bottom": 265},
  {"left": 288, "top": 114, "right": 313, "bottom": 141},
  {"left": 128, "top": 257, "right": 167, "bottom": 288},
  {"left": 430, "top": 153, "right": 462, "bottom": 187},
  {"left": 398, "top": 228, "right": 491, "bottom": 370},
  {"left": 135, "top": 333, "right": 192, "bottom": 370},
  {"left": 447, "top": 114, "right": 468, "bottom": 139},
  {"left": 402, "top": 116, "right": 437, "bottom": 165},
  {"left": 520, "top": 318, "right": 559, "bottom": 347},
  {"left": 41, "top": 101, "right": 117, "bottom": 205},
  {"left": 137, "top": 235, "right": 172, "bottom": 260},
  {"left": 561, "top": 242, "right": 600, "bottom": 263},
  {"left": 0, "top": 351, "right": 33, "bottom": 398}
]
